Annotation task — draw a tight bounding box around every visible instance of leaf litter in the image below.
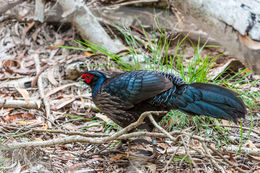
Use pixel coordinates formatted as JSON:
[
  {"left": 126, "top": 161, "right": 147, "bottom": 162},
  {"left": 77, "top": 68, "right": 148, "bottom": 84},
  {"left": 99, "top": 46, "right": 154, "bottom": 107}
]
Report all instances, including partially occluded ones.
[{"left": 0, "top": 2, "right": 259, "bottom": 173}]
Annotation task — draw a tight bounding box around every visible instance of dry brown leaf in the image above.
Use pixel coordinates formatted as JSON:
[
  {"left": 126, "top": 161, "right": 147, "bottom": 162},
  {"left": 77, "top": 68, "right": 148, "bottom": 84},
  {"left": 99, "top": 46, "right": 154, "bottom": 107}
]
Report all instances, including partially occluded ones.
[
  {"left": 158, "top": 143, "right": 169, "bottom": 150},
  {"left": 222, "top": 119, "right": 231, "bottom": 129},
  {"left": 49, "top": 40, "right": 65, "bottom": 50},
  {"left": 24, "top": 59, "right": 35, "bottom": 68},
  {"left": 16, "top": 87, "right": 30, "bottom": 104},
  {"left": 34, "top": 137, "right": 43, "bottom": 141},
  {"left": 67, "top": 163, "right": 91, "bottom": 172},
  {"left": 245, "top": 140, "right": 257, "bottom": 149},
  {"left": 54, "top": 97, "right": 76, "bottom": 110},
  {"left": 32, "top": 27, "right": 42, "bottom": 41},
  {"left": 225, "top": 168, "right": 233, "bottom": 173},
  {"left": 208, "top": 59, "right": 235, "bottom": 79},
  {"left": 4, "top": 112, "right": 36, "bottom": 123},
  {"left": 95, "top": 113, "right": 112, "bottom": 123},
  {"left": 24, "top": 21, "right": 35, "bottom": 35},
  {"left": 3, "top": 60, "right": 20, "bottom": 73},
  {"left": 147, "top": 164, "right": 157, "bottom": 173},
  {"left": 239, "top": 165, "right": 251, "bottom": 171},
  {"left": 83, "top": 51, "right": 95, "bottom": 56},
  {"left": 248, "top": 155, "right": 260, "bottom": 162},
  {"left": 46, "top": 83, "right": 77, "bottom": 98},
  {"left": 47, "top": 68, "right": 59, "bottom": 86},
  {"left": 210, "top": 144, "right": 216, "bottom": 150},
  {"left": 110, "top": 154, "right": 126, "bottom": 161},
  {"left": 3, "top": 60, "right": 20, "bottom": 68},
  {"left": 68, "top": 157, "right": 103, "bottom": 172},
  {"left": 167, "top": 146, "right": 186, "bottom": 154},
  {"left": 61, "top": 123, "right": 79, "bottom": 131},
  {"left": 229, "top": 153, "right": 237, "bottom": 163},
  {"left": 239, "top": 34, "right": 260, "bottom": 50},
  {"left": 134, "top": 144, "right": 147, "bottom": 151}
]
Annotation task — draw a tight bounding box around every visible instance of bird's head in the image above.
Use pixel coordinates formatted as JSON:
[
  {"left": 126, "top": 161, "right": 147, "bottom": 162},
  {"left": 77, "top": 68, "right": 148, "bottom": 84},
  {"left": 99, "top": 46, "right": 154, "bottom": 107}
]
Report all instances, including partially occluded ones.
[{"left": 81, "top": 71, "right": 106, "bottom": 89}]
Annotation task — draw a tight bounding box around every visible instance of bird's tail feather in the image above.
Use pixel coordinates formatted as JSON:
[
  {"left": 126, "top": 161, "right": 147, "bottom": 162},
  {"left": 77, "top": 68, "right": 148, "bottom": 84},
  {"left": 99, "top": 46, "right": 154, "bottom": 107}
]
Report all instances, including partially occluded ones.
[{"left": 179, "top": 83, "right": 246, "bottom": 122}]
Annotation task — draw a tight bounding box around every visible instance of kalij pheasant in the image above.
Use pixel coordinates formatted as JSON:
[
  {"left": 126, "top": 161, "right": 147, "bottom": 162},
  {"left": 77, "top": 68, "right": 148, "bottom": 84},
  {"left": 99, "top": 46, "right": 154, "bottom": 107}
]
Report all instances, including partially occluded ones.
[{"left": 81, "top": 70, "right": 246, "bottom": 129}]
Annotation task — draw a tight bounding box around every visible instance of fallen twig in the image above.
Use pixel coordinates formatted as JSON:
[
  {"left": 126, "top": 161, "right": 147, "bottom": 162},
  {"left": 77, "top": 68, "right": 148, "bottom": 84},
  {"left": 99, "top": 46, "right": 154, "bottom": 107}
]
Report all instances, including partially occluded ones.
[
  {"left": 148, "top": 113, "right": 175, "bottom": 141},
  {"left": 0, "top": 122, "right": 206, "bottom": 140},
  {"left": 223, "top": 145, "right": 260, "bottom": 156},
  {"left": 3, "top": 111, "right": 215, "bottom": 150}
]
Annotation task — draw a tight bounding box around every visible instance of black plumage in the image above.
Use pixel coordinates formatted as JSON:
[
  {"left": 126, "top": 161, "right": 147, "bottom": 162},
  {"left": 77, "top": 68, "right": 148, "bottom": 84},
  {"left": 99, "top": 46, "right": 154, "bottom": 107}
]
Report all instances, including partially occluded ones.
[{"left": 81, "top": 70, "right": 246, "bottom": 129}]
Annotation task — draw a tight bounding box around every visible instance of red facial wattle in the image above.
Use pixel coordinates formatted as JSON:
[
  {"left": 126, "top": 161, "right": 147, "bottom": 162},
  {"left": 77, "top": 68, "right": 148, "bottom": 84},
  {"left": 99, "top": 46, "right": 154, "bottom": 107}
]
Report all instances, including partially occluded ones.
[{"left": 81, "top": 73, "right": 94, "bottom": 84}]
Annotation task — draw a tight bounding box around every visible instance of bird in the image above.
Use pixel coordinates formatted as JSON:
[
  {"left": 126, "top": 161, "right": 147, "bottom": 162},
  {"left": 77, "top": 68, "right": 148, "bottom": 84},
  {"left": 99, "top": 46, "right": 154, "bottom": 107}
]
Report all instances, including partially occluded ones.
[{"left": 81, "top": 70, "right": 246, "bottom": 130}]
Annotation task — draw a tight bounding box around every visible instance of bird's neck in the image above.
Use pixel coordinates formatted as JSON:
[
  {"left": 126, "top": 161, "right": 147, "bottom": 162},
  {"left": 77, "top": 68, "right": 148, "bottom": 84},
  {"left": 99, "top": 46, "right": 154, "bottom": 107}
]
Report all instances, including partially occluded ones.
[{"left": 91, "top": 77, "right": 106, "bottom": 98}]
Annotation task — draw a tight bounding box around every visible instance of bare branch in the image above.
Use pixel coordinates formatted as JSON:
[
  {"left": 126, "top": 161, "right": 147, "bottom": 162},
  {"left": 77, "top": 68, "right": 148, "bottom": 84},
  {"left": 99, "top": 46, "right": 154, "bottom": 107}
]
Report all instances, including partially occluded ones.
[
  {"left": 0, "top": 99, "right": 42, "bottom": 109},
  {"left": 6, "top": 111, "right": 156, "bottom": 148},
  {"left": 148, "top": 113, "right": 175, "bottom": 141}
]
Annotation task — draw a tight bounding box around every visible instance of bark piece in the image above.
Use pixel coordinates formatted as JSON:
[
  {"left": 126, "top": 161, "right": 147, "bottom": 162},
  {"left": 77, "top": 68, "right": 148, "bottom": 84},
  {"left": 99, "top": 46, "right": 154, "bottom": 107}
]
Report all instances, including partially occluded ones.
[
  {"left": 34, "top": 0, "right": 45, "bottom": 22},
  {"left": 174, "top": 0, "right": 260, "bottom": 74}
]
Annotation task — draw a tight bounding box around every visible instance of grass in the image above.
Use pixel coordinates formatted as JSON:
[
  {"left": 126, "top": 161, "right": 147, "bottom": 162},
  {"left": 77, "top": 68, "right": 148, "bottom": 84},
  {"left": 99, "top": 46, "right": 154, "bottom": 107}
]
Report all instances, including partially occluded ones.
[{"left": 60, "top": 23, "right": 258, "bottom": 149}]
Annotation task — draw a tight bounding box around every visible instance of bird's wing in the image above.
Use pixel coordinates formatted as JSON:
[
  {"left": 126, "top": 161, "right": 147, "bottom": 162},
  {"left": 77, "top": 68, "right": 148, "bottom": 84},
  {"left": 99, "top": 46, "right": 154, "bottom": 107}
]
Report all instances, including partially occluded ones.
[
  {"left": 102, "top": 71, "right": 173, "bottom": 107},
  {"left": 99, "top": 70, "right": 122, "bottom": 79}
]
